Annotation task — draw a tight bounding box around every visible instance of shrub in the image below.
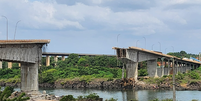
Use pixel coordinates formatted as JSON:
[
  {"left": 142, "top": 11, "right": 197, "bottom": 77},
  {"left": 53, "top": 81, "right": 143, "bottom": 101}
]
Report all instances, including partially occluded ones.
[
  {"left": 188, "top": 71, "right": 200, "bottom": 79},
  {"left": 107, "top": 78, "right": 114, "bottom": 81},
  {"left": 162, "top": 98, "right": 173, "bottom": 101},
  {"left": 60, "top": 95, "right": 75, "bottom": 101},
  {"left": 84, "top": 93, "right": 99, "bottom": 100},
  {"left": 138, "top": 69, "right": 148, "bottom": 76},
  {"left": 105, "top": 98, "right": 118, "bottom": 101},
  {"left": 176, "top": 72, "right": 184, "bottom": 80}
]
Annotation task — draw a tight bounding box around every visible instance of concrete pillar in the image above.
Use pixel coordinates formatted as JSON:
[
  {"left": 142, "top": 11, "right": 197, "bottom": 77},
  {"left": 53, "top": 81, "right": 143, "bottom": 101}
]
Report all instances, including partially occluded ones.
[
  {"left": 126, "top": 61, "right": 138, "bottom": 80},
  {"left": 8, "top": 62, "right": 12, "bottom": 69},
  {"left": 161, "top": 58, "right": 164, "bottom": 77},
  {"left": 147, "top": 59, "right": 158, "bottom": 77},
  {"left": 194, "top": 65, "right": 197, "bottom": 69},
  {"left": 176, "top": 61, "right": 178, "bottom": 74},
  {"left": 164, "top": 61, "right": 167, "bottom": 75},
  {"left": 0, "top": 61, "right": 2, "bottom": 69},
  {"left": 19, "top": 63, "right": 21, "bottom": 67},
  {"left": 62, "top": 56, "right": 65, "bottom": 61},
  {"left": 46, "top": 55, "right": 50, "bottom": 66},
  {"left": 168, "top": 59, "right": 170, "bottom": 75},
  {"left": 21, "top": 62, "right": 38, "bottom": 92},
  {"left": 54, "top": 56, "right": 58, "bottom": 62},
  {"left": 54, "top": 56, "right": 58, "bottom": 66}
]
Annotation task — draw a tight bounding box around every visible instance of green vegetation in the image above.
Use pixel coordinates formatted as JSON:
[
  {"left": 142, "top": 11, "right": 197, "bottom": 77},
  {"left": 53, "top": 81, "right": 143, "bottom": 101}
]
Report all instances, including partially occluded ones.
[
  {"left": 150, "top": 98, "right": 198, "bottom": 101},
  {"left": 167, "top": 50, "right": 198, "bottom": 59},
  {"left": 39, "top": 54, "right": 123, "bottom": 83},
  {"left": 0, "top": 54, "right": 123, "bottom": 83},
  {"left": 60, "top": 93, "right": 102, "bottom": 101},
  {"left": 0, "top": 86, "right": 29, "bottom": 101},
  {"left": 143, "top": 67, "right": 201, "bottom": 86}
]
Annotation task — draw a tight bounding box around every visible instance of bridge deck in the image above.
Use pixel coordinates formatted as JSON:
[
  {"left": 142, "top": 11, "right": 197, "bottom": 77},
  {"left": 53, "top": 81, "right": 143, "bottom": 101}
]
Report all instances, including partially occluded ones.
[
  {"left": 113, "top": 46, "right": 201, "bottom": 64},
  {"left": 0, "top": 40, "right": 50, "bottom": 44},
  {"left": 42, "top": 52, "right": 115, "bottom": 57}
]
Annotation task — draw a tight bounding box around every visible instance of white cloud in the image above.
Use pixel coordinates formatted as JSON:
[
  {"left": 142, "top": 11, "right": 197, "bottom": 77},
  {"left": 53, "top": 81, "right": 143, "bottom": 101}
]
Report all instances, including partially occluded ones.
[{"left": 0, "top": 0, "right": 201, "bottom": 54}]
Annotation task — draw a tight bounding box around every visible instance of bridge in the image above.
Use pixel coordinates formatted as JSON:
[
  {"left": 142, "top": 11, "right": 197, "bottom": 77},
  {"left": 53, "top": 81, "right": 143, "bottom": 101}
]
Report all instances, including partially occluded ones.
[
  {"left": 0, "top": 52, "right": 115, "bottom": 68},
  {"left": 42, "top": 52, "right": 115, "bottom": 66},
  {"left": 0, "top": 40, "right": 50, "bottom": 93},
  {"left": 113, "top": 46, "right": 201, "bottom": 80}
]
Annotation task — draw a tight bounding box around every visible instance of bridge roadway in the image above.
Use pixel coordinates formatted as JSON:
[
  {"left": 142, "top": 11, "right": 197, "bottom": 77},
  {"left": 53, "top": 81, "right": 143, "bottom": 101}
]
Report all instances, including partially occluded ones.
[{"left": 113, "top": 46, "right": 201, "bottom": 80}]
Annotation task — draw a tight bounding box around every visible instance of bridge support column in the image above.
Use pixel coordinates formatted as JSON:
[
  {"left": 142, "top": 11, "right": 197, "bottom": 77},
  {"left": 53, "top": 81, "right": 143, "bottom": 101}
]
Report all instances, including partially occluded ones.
[
  {"left": 161, "top": 58, "right": 164, "bottom": 77},
  {"left": 147, "top": 59, "right": 158, "bottom": 77},
  {"left": 0, "top": 61, "right": 2, "bottom": 69},
  {"left": 8, "top": 62, "right": 12, "bottom": 69},
  {"left": 62, "top": 56, "right": 65, "bottom": 61},
  {"left": 46, "top": 55, "right": 50, "bottom": 66},
  {"left": 126, "top": 61, "right": 138, "bottom": 80},
  {"left": 168, "top": 59, "right": 170, "bottom": 75},
  {"left": 19, "top": 63, "right": 21, "bottom": 67},
  {"left": 176, "top": 61, "right": 178, "bottom": 74},
  {"left": 21, "top": 62, "right": 39, "bottom": 92},
  {"left": 54, "top": 56, "right": 58, "bottom": 66}
]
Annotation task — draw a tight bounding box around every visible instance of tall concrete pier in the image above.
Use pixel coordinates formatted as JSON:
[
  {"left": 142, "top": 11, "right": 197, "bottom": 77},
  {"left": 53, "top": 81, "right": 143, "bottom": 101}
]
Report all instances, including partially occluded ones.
[{"left": 0, "top": 40, "right": 50, "bottom": 92}]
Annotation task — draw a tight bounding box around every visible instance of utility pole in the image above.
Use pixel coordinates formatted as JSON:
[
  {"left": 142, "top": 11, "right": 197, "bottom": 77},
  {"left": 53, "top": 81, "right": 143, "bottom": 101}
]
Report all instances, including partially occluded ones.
[{"left": 172, "top": 58, "right": 176, "bottom": 101}]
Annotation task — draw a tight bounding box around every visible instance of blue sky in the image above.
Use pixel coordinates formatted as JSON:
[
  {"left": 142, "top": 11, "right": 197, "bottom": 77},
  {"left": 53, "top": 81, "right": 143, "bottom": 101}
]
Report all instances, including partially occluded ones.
[{"left": 0, "top": 0, "right": 201, "bottom": 55}]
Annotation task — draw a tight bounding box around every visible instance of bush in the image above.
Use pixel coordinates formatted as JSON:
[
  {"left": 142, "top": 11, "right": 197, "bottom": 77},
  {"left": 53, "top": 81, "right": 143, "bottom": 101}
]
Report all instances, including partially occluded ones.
[
  {"left": 138, "top": 69, "right": 148, "bottom": 76},
  {"left": 105, "top": 98, "right": 118, "bottom": 101},
  {"left": 60, "top": 95, "right": 75, "bottom": 101},
  {"left": 84, "top": 93, "right": 99, "bottom": 100},
  {"left": 176, "top": 72, "right": 184, "bottom": 80},
  {"left": 188, "top": 71, "right": 200, "bottom": 79},
  {"left": 0, "top": 86, "right": 29, "bottom": 101}
]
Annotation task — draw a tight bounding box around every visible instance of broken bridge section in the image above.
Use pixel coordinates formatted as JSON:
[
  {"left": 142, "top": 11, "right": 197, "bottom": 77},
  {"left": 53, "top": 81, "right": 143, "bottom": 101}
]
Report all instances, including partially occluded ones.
[
  {"left": 0, "top": 40, "right": 50, "bottom": 92},
  {"left": 113, "top": 46, "right": 201, "bottom": 80}
]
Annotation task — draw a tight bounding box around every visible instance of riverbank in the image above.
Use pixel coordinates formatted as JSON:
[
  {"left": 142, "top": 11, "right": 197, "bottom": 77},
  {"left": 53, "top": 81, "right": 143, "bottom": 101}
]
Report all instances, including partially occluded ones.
[{"left": 1, "top": 78, "right": 201, "bottom": 91}]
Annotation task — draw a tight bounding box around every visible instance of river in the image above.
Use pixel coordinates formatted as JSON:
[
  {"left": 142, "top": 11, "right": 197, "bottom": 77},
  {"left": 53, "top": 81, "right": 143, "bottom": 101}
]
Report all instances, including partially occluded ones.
[{"left": 2, "top": 87, "right": 201, "bottom": 101}]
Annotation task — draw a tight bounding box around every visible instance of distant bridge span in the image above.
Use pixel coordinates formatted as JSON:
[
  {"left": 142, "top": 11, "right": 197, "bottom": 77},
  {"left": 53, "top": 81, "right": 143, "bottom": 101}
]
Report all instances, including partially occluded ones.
[
  {"left": 42, "top": 52, "right": 116, "bottom": 66},
  {"left": 42, "top": 52, "right": 116, "bottom": 57}
]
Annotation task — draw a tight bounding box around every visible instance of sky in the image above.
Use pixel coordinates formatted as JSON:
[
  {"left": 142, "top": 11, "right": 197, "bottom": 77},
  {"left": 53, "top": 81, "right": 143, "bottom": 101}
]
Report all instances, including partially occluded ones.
[{"left": 0, "top": 0, "right": 201, "bottom": 55}]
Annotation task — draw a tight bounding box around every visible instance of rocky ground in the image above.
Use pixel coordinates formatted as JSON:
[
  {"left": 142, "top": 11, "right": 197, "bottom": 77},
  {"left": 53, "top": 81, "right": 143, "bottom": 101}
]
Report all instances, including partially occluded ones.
[{"left": 1, "top": 78, "right": 201, "bottom": 91}]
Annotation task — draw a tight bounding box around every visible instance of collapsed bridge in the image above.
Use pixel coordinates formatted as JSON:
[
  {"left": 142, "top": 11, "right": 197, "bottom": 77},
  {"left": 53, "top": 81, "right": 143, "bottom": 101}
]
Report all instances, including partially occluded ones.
[
  {"left": 113, "top": 47, "right": 201, "bottom": 80},
  {"left": 0, "top": 40, "right": 50, "bottom": 92}
]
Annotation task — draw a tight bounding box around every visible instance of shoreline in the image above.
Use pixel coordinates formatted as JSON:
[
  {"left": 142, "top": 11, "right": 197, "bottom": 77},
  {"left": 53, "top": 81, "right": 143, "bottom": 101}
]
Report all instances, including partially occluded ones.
[{"left": 1, "top": 79, "right": 201, "bottom": 91}]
